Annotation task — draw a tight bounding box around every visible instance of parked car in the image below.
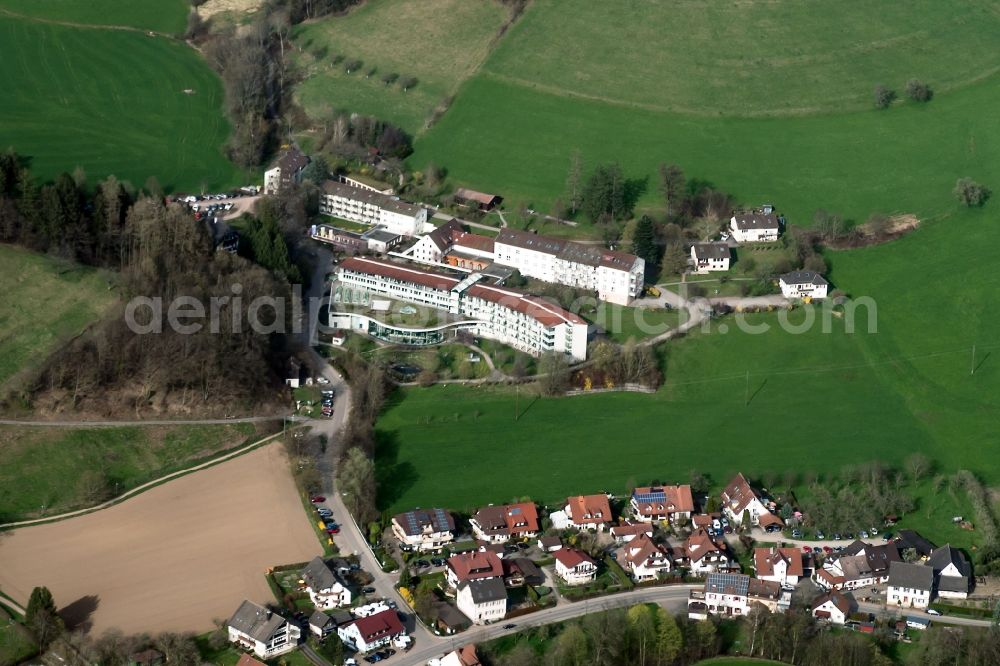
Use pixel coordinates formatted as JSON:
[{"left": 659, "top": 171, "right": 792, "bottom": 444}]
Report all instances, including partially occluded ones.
[
  {"left": 326, "top": 527, "right": 340, "bottom": 534},
  {"left": 383, "top": 648, "right": 396, "bottom": 656},
  {"left": 350, "top": 563, "right": 361, "bottom": 571},
  {"left": 926, "top": 609, "right": 941, "bottom": 616},
  {"left": 791, "top": 529, "right": 802, "bottom": 538},
  {"left": 431, "top": 558, "right": 445, "bottom": 567},
  {"left": 362, "top": 586, "right": 376, "bottom": 594},
  {"left": 859, "top": 530, "right": 869, "bottom": 539},
  {"left": 802, "top": 546, "right": 812, "bottom": 554},
  {"left": 812, "top": 546, "right": 823, "bottom": 554},
  {"left": 815, "top": 531, "right": 826, "bottom": 540},
  {"left": 823, "top": 546, "right": 833, "bottom": 554},
  {"left": 869, "top": 526, "right": 879, "bottom": 535},
  {"left": 883, "top": 532, "right": 893, "bottom": 541},
  {"left": 832, "top": 533, "right": 842, "bottom": 541},
  {"left": 502, "top": 623, "right": 517, "bottom": 629},
  {"left": 311, "top": 496, "right": 326, "bottom": 503},
  {"left": 317, "top": 509, "right": 333, "bottom": 518},
  {"left": 765, "top": 524, "right": 782, "bottom": 533}
]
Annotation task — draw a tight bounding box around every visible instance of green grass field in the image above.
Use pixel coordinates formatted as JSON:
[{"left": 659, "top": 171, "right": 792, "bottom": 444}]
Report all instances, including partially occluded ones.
[
  {"left": 375, "top": 209, "right": 1000, "bottom": 516},
  {"left": 0, "top": 245, "right": 117, "bottom": 388},
  {"left": 398, "top": 0, "right": 1000, "bottom": 224},
  {"left": 0, "top": 0, "right": 188, "bottom": 33},
  {"left": 0, "top": 614, "right": 36, "bottom": 666},
  {"left": 0, "top": 423, "right": 256, "bottom": 522},
  {"left": 0, "top": 12, "right": 242, "bottom": 191},
  {"left": 292, "top": 0, "right": 511, "bottom": 134}
]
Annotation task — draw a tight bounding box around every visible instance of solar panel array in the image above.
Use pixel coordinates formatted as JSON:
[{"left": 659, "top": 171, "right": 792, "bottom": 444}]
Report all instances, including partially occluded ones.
[
  {"left": 633, "top": 488, "right": 667, "bottom": 504},
  {"left": 706, "top": 572, "right": 749, "bottom": 596},
  {"left": 434, "top": 508, "right": 450, "bottom": 531},
  {"left": 405, "top": 512, "right": 420, "bottom": 534}
]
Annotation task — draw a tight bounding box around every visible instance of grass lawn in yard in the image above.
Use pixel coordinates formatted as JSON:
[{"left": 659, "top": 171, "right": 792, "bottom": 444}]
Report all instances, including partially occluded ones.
[
  {"left": 0, "top": 423, "right": 257, "bottom": 522},
  {"left": 586, "top": 304, "right": 686, "bottom": 344},
  {"left": 291, "top": 0, "right": 511, "bottom": 134},
  {"left": 0, "top": 13, "right": 242, "bottom": 191},
  {"left": 0, "top": 245, "right": 117, "bottom": 388}
]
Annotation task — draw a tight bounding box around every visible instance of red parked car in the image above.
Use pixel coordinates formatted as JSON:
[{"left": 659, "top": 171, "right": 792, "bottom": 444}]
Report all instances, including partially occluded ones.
[{"left": 310, "top": 496, "right": 326, "bottom": 503}]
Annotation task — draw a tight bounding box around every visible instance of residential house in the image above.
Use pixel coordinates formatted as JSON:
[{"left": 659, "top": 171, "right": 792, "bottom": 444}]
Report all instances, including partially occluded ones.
[
  {"left": 928, "top": 544, "right": 972, "bottom": 599},
  {"left": 470, "top": 503, "right": 540, "bottom": 543},
  {"left": 811, "top": 589, "right": 854, "bottom": 625},
  {"left": 565, "top": 494, "right": 613, "bottom": 531},
  {"left": 619, "top": 534, "right": 671, "bottom": 582},
  {"left": 537, "top": 536, "right": 563, "bottom": 552},
  {"left": 392, "top": 508, "right": 456, "bottom": 552},
  {"left": 308, "top": 610, "right": 336, "bottom": 639},
  {"left": 630, "top": 485, "right": 694, "bottom": 524},
  {"left": 337, "top": 609, "right": 406, "bottom": 653},
  {"left": 227, "top": 600, "right": 300, "bottom": 659},
  {"left": 754, "top": 547, "right": 805, "bottom": 587},
  {"left": 690, "top": 243, "right": 731, "bottom": 273},
  {"left": 729, "top": 211, "right": 780, "bottom": 243},
  {"left": 610, "top": 522, "right": 654, "bottom": 544},
  {"left": 402, "top": 219, "right": 465, "bottom": 265},
  {"left": 887, "top": 561, "right": 934, "bottom": 609},
  {"left": 454, "top": 188, "right": 502, "bottom": 211},
  {"left": 235, "top": 656, "right": 267, "bottom": 666},
  {"left": 553, "top": 547, "right": 598, "bottom": 586},
  {"left": 263, "top": 147, "right": 309, "bottom": 195},
  {"left": 720, "top": 473, "right": 770, "bottom": 526},
  {"left": 779, "top": 271, "right": 829, "bottom": 300},
  {"left": 685, "top": 528, "right": 733, "bottom": 575},
  {"left": 427, "top": 644, "right": 483, "bottom": 666},
  {"left": 456, "top": 578, "right": 508, "bottom": 625},
  {"left": 688, "top": 572, "right": 786, "bottom": 619},
  {"left": 896, "top": 530, "right": 936, "bottom": 559},
  {"left": 503, "top": 558, "right": 544, "bottom": 587},
  {"left": 446, "top": 551, "right": 504, "bottom": 589},
  {"left": 300, "top": 557, "right": 352, "bottom": 609},
  {"left": 815, "top": 541, "right": 900, "bottom": 590}
]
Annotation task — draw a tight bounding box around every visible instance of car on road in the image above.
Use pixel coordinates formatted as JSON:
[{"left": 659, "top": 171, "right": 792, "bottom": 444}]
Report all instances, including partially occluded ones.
[
  {"left": 362, "top": 586, "right": 376, "bottom": 594},
  {"left": 383, "top": 648, "right": 396, "bottom": 656},
  {"left": 502, "top": 623, "right": 517, "bottom": 629},
  {"left": 311, "top": 496, "right": 326, "bottom": 503},
  {"left": 317, "top": 376, "right": 330, "bottom": 384},
  {"left": 926, "top": 609, "right": 941, "bottom": 616},
  {"left": 364, "top": 655, "right": 382, "bottom": 664},
  {"left": 317, "top": 509, "right": 333, "bottom": 518},
  {"left": 326, "top": 526, "right": 340, "bottom": 534}
]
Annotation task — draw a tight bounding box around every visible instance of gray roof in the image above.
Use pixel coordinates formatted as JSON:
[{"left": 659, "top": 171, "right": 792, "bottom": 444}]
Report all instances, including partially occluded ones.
[
  {"left": 928, "top": 545, "right": 971, "bottom": 576},
  {"left": 732, "top": 211, "right": 779, "bottom": 230},
  {"left": 309, "top": 610, "right": 334, "bottom": 629},
  {"left": 364, "top": 228, "right": 401, "bottom": 243},
  {"left": 321, "top": 179, "right": 423, "bottom": 217},
  {"left": 495, "top": 228, "right": 639, "bottom": 271},
  {"left": 691, "top": 243, "right": 730, "bottom": 260},
  {"left": 896, "top": 530, "right": 936, "bottom": 557},
  {"left": 461, "top": 577, "right": 507, "bottom": 603},
  {"left": 228, "top": 600, "right": 287, "bottom": 642},
  {"left": 888, "top": 561, "right": 934, "bottom": 591},
  {"left": 780, "top": 270, "right": 828, "bottom": 287},
  {"left": 301, "top": 557, "right": 338, "bottom": 592},
  {"left": 330, "top": 610, "right": 354, "bottom": 626}
]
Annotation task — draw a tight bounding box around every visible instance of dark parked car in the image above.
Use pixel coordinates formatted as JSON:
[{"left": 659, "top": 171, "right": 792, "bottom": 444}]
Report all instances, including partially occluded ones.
[
  {"left": 362, "top": 586, "right": 376, "bottom": 594},
  {"left": 502, "top": 623, "right": 517, "bottom": 629}
]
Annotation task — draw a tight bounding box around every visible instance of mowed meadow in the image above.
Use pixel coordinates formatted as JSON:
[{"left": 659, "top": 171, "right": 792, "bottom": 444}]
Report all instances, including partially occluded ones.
[
  {"left": 292, "top": 0, "right": 512, "bottom": 134},
  {"left": 376, "top": 208, "right": 1000, "bottom": 513},
  {"left": 405, "top": 0, "right": 1000, "bottom": 224},
  {"left": 0, "top": 0, "right": 242, "bottom": 190}
]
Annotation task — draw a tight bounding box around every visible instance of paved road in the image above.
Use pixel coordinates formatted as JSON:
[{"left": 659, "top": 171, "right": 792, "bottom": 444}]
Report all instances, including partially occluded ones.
[
  {"left": 857, "top": 601, "right": 992, "bottom": 628},
  {"left": 396, "top": 586, "right": 697, "bottom": 666},
  {"left": 0, "top": 416, "right": 288, "bottom": 427}
]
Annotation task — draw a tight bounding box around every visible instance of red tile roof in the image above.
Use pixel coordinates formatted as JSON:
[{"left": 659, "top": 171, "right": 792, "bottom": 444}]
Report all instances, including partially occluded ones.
[
  {"left": 447, "top": 551, "right": 504, "bottom": 583},
  {"left": 685, "top": 528, "right": 722, "bottom": 563},
  {"left": 812, "top": 588, "right": 852, "bottom": 616},
  {"left": 553, "top": 547, "right": 596, "bottom": 569},
  {"left": 610, "top": 522, "right": 653, "bottom": 539},
  {"left": 632, "top": 485, "right": 694, "bottom": 517},
  {"left": 351, "top": 609, "right": 404, "bottom": 642},
  {"left": 754, "top": 547, "right": 804, "bottom": 578},
  {"left": 566, "top": 494, "right": 612, "bottom": 526},
  {"left": 237, "top": 656, "right": 267, "bottom": 666},
  {"left": 622, "top": 534, "right": 667, "bottom": 567},
  {"left": 452, "top": 232, "right": 495, "bottom": 253},
  {"left": 721, "top": 473, "right": 761, "bottom": 515}
]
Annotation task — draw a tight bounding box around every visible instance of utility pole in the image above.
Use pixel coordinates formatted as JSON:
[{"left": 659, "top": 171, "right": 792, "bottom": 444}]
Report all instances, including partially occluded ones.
[{"left": 971, "top": 344, "right": 976, "bottom": 375}]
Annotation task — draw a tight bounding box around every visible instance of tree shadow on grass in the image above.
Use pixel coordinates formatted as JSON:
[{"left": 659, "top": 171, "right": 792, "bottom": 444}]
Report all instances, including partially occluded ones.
[
  {"left": 374, "top": 429, "right": 417, "bottom": 511},
  {"left": 59, "top": 594, "right": 99, "bottom": 633}
]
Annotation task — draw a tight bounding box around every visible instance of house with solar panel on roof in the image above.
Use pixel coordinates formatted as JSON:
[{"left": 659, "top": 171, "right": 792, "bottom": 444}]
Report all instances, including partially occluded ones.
[
  {"left": 392, "top": 508, "right": 456, "bottom": 552},
  {"left": 630, "top": 485, "right": 694, "bottom": 525},
  {"left": 469, "top": 502, "right": 540, "bottom": 543},
  {"left": 687, "top": 572, "right": 789, "bottom": 620}
]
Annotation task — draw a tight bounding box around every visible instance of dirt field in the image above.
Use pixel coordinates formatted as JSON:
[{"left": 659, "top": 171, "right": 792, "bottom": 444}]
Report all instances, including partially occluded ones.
[{"left": 0, "top": 444, "right": 320, "bottom": 635}]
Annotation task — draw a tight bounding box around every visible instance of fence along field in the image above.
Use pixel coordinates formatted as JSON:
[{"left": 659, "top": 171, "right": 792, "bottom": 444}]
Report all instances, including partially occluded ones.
[
  {"left": 410, "top": 0, "right": 1000, "bottom": 225},
  {"left": 0, "top": 10, "right": 241, "bottom": 191}
]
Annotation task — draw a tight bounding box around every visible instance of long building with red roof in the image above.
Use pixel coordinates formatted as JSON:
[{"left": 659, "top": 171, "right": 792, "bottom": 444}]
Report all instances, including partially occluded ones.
[{"left": 333, "top": 256, "right": 589, "bottom": 359}]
